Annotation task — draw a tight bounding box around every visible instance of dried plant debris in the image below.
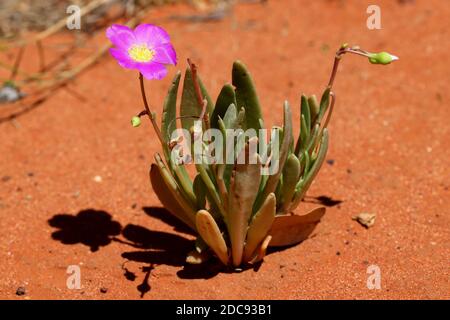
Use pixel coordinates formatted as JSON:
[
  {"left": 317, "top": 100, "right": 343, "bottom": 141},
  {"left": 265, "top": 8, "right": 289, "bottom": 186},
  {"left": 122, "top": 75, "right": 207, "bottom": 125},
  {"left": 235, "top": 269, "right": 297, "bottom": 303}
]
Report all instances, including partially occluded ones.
[
  {"left": 0, "top": 0, "right": 182, "bottom": 38},
  {"left": 352, "top": 212, "right": 376, "bottom": 228}
]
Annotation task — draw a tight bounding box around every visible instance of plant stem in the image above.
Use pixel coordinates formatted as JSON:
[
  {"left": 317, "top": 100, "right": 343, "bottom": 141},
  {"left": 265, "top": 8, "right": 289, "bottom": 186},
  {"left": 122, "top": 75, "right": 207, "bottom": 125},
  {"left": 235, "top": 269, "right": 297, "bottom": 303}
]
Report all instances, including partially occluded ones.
[
  {"left": 139, "top": 73, "right": 164, "bottom": 145},
  {"left": 327, "top": 46, "right": 372, "bottom": 89}
]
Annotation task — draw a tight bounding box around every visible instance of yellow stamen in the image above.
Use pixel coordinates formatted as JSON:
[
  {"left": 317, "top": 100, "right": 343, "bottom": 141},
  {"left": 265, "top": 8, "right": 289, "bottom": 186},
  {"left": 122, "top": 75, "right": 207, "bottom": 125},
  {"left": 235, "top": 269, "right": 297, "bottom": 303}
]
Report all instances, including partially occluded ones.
[{"left": 128, "top": 44, "right": 155, "bottom": 63}]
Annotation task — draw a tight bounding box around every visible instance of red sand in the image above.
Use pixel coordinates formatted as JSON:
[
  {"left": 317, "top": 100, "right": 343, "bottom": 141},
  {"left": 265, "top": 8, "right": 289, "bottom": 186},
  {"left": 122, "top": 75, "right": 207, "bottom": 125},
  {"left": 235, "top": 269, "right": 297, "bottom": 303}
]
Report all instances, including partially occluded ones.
[{"left": 0, "top": 0, "right": 449, "bottom": 299}]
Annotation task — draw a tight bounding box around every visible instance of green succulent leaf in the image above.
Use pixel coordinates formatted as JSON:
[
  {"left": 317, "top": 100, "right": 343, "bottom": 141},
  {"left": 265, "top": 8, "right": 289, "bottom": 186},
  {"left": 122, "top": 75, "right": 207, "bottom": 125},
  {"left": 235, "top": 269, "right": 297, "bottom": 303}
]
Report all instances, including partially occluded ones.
[
  {"left": 195, "top": 163, "right": 226, "bottom": 218},
  {"left": 280, "top": 153, "right": 301, "bottom": 213},
  {"left": 317, "top": 87, "right": 331, "bottom": 125},
  {"left": 256, "top": 101, "right": 293, "bottom": 211},
  {"left": 290, "top": 129, "right": 329, "bottom": 211},
  {"left": 222, "top": 104, "right": 237, "bottom": 129},
  {"left": 193, "top": 174, "right": 207, "bottom": 209},
  {"left": 180, "top": 67, "right": 214, "bottom": 131},
  {"left": 211, "top": 84, "right": 237, "bottom": 129},
  {"left": 306, "top": 123, "right": 320, "bottom": 155},
  {"left": 308, "top": 94, "right": 320, "bottom": 125},
  {"left": 301, "top": 94, "right": 311, "bottom": 132},
  {"left": 232, "top": 61, "right": 263, "bottom": 131},
  {"left": 161, "top": 71, "right": 181, "bottom": 153}
]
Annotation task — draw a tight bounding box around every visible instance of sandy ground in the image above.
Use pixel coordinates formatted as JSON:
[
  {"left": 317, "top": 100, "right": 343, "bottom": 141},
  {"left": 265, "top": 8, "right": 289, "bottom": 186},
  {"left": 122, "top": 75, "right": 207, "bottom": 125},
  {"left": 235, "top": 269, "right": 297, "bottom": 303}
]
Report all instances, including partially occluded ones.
[{"left": 0, "top": 0, "right": 449, "bottom": 299}]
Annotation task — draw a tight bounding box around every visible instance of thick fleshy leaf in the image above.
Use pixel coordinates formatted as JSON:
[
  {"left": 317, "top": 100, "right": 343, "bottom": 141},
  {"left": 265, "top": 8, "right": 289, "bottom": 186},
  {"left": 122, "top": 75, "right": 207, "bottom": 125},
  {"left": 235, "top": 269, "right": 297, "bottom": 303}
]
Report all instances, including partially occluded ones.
[
  {"left": 180, "top": 67, "right": 213, "bottom": 131},
  {"left": 211, "top": 84, "right": 237, "bottom": 129},
  {"left": 280, "top": 153, "right": 301, "bottom": 213},
  {"left": 290, "top": 130, "right": 329, "bottom": 211},
  {"left": 269, "top": 207, "right": 326, "bottom": 247},
  {"left": 306, "top": 123, "right": 320, "bottom": 155},
  {"left": 232, "top": 61, "right": 263, "bottom": 131},
  {"left": 161, "top": 71, "right": 181, "bottom": 156},
  {"left": 243, "top": 193, "right": 276, "bottom": 263},
  {"left": 222, "top": 104, "right": 237, "bottom": 129},
  {"left": 228, "top": 137, "right": 261, "bottom": 266},
  {"left": 149, "top": 162, "right": 196, "bottom": 231},
  {"left": 295, "top": 114, "right": 309, "bottom": 157},
  {"left": 317, "top": 87, "right": 331, "bottom": 124},
  {"left": 308, "top": 95, "right": 320, "bottom": 125},
  {"left": 195, "top": 163, "right": 225, "bottom": 218},
  {"left": 250, "top": 235, "right": 272, "bottom": 263},
  {"left": 301, "top": 94, "right": 311, "bottom": 132},
  {"left": 235, "top": 108, "right": 247, "bottom": 131},
  {"left": 256, "top": 101, "right": 292, "bottom": 211},
  {"left": 196, "top": 210, "right": 229, "bottom": 265},
  {"left": 193, "top": 174, "right": 207, "bottom": 209},
  {"left": 170, "top": 159, "right": 197, "bottom": 208}
]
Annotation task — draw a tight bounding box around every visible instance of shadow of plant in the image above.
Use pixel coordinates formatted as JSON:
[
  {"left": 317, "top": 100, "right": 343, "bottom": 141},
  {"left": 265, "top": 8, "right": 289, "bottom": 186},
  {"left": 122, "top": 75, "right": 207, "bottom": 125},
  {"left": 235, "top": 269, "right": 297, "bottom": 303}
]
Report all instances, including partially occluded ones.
[
  {"left": 47, "top": 204, "right": 318, "bottom": 294},
  {"left": 119, "top": 223, "right": 194, "bottom": 267},
  {"left": 303, "top": 195, "right": 343, "bottom": 207},
  {"left": 48, "top": 209, "right": 121, "bottom": 252},
  {"left": 143, "top": 206, "right": 196, "bottom": 236}
]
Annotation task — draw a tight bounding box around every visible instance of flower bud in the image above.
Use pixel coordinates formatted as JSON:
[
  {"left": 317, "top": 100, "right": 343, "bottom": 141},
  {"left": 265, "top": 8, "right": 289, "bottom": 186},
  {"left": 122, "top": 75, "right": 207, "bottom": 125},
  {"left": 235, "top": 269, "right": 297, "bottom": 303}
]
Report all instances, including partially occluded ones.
[
  {"left": 368, "top": 52, "right": 399, "bottom": 65},
  {"left": 131, "top": 116, "right": 141, "bottom": 127}
]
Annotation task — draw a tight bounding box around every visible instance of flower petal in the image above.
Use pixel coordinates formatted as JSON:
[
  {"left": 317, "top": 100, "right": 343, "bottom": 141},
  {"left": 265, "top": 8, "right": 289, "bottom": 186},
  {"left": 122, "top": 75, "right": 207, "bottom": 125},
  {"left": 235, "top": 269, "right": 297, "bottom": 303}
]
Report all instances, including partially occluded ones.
[
  {"left": 153, "top": 43, "right": 177, "bottom": 65},
  {"left": 134, "top": 24, "right": 171, "bottom": 47},
  {"left": 106, "top": 24, "right": 135, "bottom": 50},
  {"left": 137, "top": 62, "right": 168, "bottom": 80},
  {"left": 109, "top": 48, "right": 137, "bottom": 69}
]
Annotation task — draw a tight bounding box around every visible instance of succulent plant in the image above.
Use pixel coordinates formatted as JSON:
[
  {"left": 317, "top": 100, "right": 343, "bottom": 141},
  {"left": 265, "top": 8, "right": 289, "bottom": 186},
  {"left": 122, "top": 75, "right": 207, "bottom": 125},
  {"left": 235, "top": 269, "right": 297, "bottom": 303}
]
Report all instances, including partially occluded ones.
[
  {"left": 106, "top": 24, "right": 398, "bottom": 268},
  {"left": 147, "top": 47, "right": 397, "bottom": 267},
  {"left": 148, "top": 59, "right": 331, "bottom": 266}
]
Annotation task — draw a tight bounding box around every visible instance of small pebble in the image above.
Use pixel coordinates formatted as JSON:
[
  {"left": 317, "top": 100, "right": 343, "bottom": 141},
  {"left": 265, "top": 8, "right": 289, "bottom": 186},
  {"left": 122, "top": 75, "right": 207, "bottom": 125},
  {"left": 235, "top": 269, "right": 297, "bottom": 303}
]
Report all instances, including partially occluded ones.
[
  {"left": 16, "top": 287, "right": 26, "bottom": 296},
  {"left": 352, "top": 212, "right": 376, "bottom": 228},
  {"left": 100, "top": 287, "right": 108, "bottom": 293},
  {"left": 336, "top": 251, "right": 341, "bottom": 256},
  {"left": 326, "top": 159, "right": 335, "bottom": 166},
  {"left": 93, "top": 175, "right": 102, "bottom": 183}
]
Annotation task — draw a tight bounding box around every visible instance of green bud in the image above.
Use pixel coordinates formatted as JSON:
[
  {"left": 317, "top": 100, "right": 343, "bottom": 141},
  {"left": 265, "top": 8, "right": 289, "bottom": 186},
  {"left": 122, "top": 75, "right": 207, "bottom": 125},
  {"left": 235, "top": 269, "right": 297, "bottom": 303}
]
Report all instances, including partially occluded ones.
[
  {"left": 131, "top": 116, "right": 141, "bottom": 127},
  {"left": 368, "top": 52, "right": 399, "bottom": 65}
]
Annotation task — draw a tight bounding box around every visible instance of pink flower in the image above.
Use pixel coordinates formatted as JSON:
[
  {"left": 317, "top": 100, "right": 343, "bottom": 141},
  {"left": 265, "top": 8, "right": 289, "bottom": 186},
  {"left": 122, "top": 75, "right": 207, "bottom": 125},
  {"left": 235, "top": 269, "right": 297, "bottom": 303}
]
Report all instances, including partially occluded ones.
[{"left": 106, "top": 24, "right": 177, "bottom": 80}]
